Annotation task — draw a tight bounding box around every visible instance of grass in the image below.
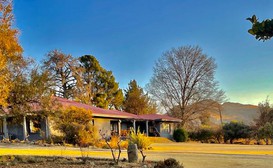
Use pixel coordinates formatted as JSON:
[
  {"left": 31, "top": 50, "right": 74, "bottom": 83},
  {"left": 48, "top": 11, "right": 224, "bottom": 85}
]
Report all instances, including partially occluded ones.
[
  {"left": 150, "top": 143, "right": 273, "bottom": 155},
  {"left": 148, "top": 137, "right": 174, "bottom": 143},
  {"left": 1, "top": 142, "right": 273, "bottom": 157},
  {"left": 0, "top": 143, "right": 273, "bottom": 168},
  {"left": 0, "top": 148, "right": 128, "bottom": 158}
]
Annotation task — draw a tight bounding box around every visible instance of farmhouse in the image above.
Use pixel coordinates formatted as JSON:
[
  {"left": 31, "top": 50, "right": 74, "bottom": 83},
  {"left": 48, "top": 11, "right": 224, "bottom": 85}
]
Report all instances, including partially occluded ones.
[{"left": 0, "top": 97, "right": 181, "bottom": 141}]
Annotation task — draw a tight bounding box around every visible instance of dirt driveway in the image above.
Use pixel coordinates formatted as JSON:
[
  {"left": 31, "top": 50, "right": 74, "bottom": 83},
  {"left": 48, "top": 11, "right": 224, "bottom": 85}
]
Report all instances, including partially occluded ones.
[{"left": 0, "top": 142, "right": 273, "bottom": 168}]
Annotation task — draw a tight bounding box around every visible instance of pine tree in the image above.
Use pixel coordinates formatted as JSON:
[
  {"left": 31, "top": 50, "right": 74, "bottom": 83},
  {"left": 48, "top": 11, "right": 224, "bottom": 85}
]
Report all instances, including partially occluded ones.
[
  {"left": 124, "top": 80, "right": 157, "bottom": 115},
  {"left": 75, "top": 55, "right": 124, "bottom": 109}
]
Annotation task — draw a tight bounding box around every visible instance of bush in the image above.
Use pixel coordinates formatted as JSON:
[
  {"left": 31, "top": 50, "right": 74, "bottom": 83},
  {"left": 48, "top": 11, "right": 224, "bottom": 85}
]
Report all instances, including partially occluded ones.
[
  {"left": 223, "top": 121, "right": 252, "bottom": 144},
  {"left": 51, "top": 135, "right": 64, "bottom": 144},
  {"left": 173, "top": 129, "right": 188, "bottom": 142},
  {"left": 189, "top": 128, "right": 214, "bottom": 143},
  {"left": 53, "top": 106, "right": 96, "bottom": 146},
  {"left": 78, "top": 125, "right": 98, "bottom": 147},
  {"left": 155, "top": 158, "right": 184, "bottom": 168},
  {"left": 129, "top": 128, "right": 152, "bottom": 162}
]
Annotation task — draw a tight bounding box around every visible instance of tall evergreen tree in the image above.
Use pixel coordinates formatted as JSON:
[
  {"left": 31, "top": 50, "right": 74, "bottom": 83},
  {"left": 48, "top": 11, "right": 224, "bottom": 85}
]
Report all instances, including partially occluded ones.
[
  {"left": 124, "top": 80, "right": 157, "bottom": 115},
  {"left": 75, "top": 55, "right": 124, "bottom": 109}
]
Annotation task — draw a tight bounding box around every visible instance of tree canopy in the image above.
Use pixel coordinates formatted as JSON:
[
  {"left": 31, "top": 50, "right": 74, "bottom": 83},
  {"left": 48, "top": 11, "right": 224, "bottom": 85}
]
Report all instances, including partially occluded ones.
[
  {"left": 8, "top": 64, "right": 53, "bottom": 115},
  {"left": 147, "top": 46, "right": 225, "bottom": 127},
  {"left": 0, "top": 0, "right": 23, "bottom": 108},
  {"left": 42, "top": 53, "right": 124, "bottom": 110},
  {"left": 75, "top": 55, "right": 124, "bottom": 109},
  {"left": 124, "top": 80, "right": 157, "bottom": 115},
  {"left": 247, "top": 15, "right": 273, "bottom": 41},
  {"left": 223, "top": 121, "right": 252, "bottom": 144},
  {"left": 255, "top": 99, "right": 273, "bottom": 128},
  {"left": 43, "top": 50, "right": 77, "bottom": 99}
]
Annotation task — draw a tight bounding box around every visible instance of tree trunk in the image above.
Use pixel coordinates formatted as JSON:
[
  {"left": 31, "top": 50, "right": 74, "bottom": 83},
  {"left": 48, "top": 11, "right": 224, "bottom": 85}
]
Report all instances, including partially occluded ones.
[{"left": 230, "top": 139, "right": 234, "bottom": 144}]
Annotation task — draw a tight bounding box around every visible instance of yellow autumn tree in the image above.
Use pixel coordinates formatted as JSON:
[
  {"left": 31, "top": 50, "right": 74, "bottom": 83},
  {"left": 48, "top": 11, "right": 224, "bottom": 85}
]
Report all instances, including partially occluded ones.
[{"left": 0, "top": 0, "right": 23, "bottom": 107}]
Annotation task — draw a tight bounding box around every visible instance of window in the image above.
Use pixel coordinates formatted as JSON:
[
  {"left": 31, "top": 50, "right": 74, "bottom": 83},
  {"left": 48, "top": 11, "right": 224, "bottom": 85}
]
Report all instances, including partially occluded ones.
[
  {"left": 161, "top": 123, "right": 171, "bottom": 133},
  {"left": 28, "top": 117, "right": 41, "bottom": 134},
  {"left": 110, "top": 121, "right": 119, "bottom": 135}
]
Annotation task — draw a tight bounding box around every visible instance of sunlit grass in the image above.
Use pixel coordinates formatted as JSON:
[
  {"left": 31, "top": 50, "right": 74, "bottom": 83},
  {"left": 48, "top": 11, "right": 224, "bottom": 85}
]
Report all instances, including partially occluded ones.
[
  {"left": 0, "top": 148, "right": 127, "bottom": 158},
  {"left": 0, "top": 142, "right": 273, "bottom": 158},
  {"left": 150, "top": 143, "right": 273, "bottom": 155},
  {"left": 148, "top": 137, "right": 174, "bottom": 143}
]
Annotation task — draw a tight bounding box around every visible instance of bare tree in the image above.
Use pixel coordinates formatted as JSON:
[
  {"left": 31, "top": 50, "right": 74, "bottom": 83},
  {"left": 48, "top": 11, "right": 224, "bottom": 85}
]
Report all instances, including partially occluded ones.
[
  {"left": 147, "top": 46, "right": 225, "bottom": 128},
  {"left": 43, "top": 50, "right": 77, "bottom": 99}
]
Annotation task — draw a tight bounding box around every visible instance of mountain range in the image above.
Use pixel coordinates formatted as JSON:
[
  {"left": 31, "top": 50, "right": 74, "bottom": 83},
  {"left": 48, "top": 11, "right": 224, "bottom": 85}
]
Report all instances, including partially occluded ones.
[{"left": 210, "top": 102, "right": 259, "bottom": 125}]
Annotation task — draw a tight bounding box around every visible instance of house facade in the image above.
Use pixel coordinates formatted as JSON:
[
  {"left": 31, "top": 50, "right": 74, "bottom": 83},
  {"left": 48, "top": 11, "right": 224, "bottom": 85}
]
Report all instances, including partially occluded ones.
[{"left": 0, "top": 97, "right": 181, "bottom": 141}]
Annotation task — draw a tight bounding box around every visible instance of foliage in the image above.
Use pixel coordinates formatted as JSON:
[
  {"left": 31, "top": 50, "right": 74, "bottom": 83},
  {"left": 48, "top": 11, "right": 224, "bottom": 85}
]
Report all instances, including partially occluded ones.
[
  {"left": 43, "top": 53, "right": 124, "bottom": 110},
  {"left": 53, "top": 106, "right": 96, "bottom": 146},
  {"left": 43, "top": 50, "right": 77, "bottom": 99},
  {"left": 78, "top": 125, "right": 97, "bottom": 147},
  {"left": 7, "top": 66, "right": 53, "bottom": 115},
  {"left": 129, "top": 127, "right": 152, "bottom": 162},
  {"left": 124, "top": 80, "right": 157, "bottom": 115},
  {"left": 173, "top": 128, "right": 188, "bottom": 142},
  {"left": 155, "top": 158, "right": 184, "bottom": 168},
  {"left": 99, "top": 131, "right": 122, "bottom": 164},
  {"left": 75, "top": 55, "right": 124, "bottom": 109},
  {"left": 0, "top": 0, "right": 23, "bottom": 108},
  {"left": 223, "top": 121, "right": 252, "bottom": 144},
  {"left": 147, "top": 45, "right": 225, "bottom": 127},
  {"left": 95, "top": 138, "right": 128, "bottom": 149},
  {"left": 247, "top": 15, "right": 273, "bottom": 41},
  {"left": 189, "top": 127, "right": 223, "bottom": 143},
  {"left": 189, "top": 128, "right": 212, "bottom": 143},
  {"left": 258, "top": 122, "right": 273, "bottom": 145},
  {"left": 255, "top": 99, "right": 273, "bottom": 128}
]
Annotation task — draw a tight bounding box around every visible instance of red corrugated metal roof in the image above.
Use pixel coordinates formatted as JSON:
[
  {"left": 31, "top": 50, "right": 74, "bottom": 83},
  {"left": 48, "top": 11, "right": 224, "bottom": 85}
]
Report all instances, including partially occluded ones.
[
  {"left": 139, "top": 114, "right": 181, "bottom": 122},
  {"left": 55, "top": 97, "right": 139, "bottom": 119},
  {"left": 2, "top": 96, "right": 181, "bottom": 122},
  {"left": 55, "top": 97, "right": 181, "bottom": 122}
]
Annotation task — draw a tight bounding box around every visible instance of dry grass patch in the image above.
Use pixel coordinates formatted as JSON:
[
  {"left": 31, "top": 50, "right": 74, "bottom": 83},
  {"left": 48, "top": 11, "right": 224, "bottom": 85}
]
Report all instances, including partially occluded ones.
[{"left": 148, "top": 137, "right": 173, "bottom": 143}]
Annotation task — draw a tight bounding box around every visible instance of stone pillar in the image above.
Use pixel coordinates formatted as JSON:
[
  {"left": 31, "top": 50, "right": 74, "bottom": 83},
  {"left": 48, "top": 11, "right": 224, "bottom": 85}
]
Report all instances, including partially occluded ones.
[
  {"left": 146, "top": 120, "right": 149, "bottom": 137},
  {"left": 133, "top": 120, "right": 136, "bottom": 132},
  {"left": 3, "top": 117, "right": 8, "bottom": 139},
  {"left": 118, "top": 120, "right": 121, "bottom": 136},
  {"left": 23, "top": 116, "right": 28, "bottom": 141},
  {"left": 127, "top": 143, "right": 138, "bottom": 163}
]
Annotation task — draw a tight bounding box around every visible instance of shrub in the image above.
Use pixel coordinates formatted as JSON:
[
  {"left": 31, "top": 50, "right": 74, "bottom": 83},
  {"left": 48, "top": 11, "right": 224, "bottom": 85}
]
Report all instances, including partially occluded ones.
[
  {"left": 78, "top": 125, "right": 98, "bottom": 147},
  {"left": 258, "top": 122, "right": 273, "bottom": 145},
  {"left": 120, "top": 130, "right": 128, "bottom": 137},
  {"left": 53, "top": 106, "right": 96, "bottom": 146},
  {"left": 189, "top": 128, "right": 213, "bottom": 143},
  {"left": 99, "top": 131, "right": 123, "bottom": 164},
  {"left": 51, "top": 135, "right": 64, "bottom": 144},
  {"left": 155, "top": 158, "right": 184, "bottom": 168},
  {"left": 173, "top": 128, "right": 188, "bottom": 142},
  {"left": 223, "top": 121, "right": 252, "bottom": 144},
  {"left": 129, "top": 128, "right": 152, "bottom": 162}
]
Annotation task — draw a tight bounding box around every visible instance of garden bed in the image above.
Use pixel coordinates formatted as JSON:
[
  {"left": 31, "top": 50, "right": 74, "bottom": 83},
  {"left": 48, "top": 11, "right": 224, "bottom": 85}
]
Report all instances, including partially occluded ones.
[{"left": 0, "top": 155, "right": 156, "bottom": 168}]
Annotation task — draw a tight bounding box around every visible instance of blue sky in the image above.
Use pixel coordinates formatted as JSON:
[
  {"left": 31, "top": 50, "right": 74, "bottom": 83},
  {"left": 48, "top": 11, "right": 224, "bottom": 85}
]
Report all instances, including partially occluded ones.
[{"left": 13, "top": 0, "right": 273, "bottom": 105}]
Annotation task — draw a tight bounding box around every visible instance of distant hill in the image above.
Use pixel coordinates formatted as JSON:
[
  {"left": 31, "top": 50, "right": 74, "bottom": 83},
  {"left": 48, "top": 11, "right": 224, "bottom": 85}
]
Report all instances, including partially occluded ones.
[{"left": 210, "top": 102, "right": 259, "bottom": 125}]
